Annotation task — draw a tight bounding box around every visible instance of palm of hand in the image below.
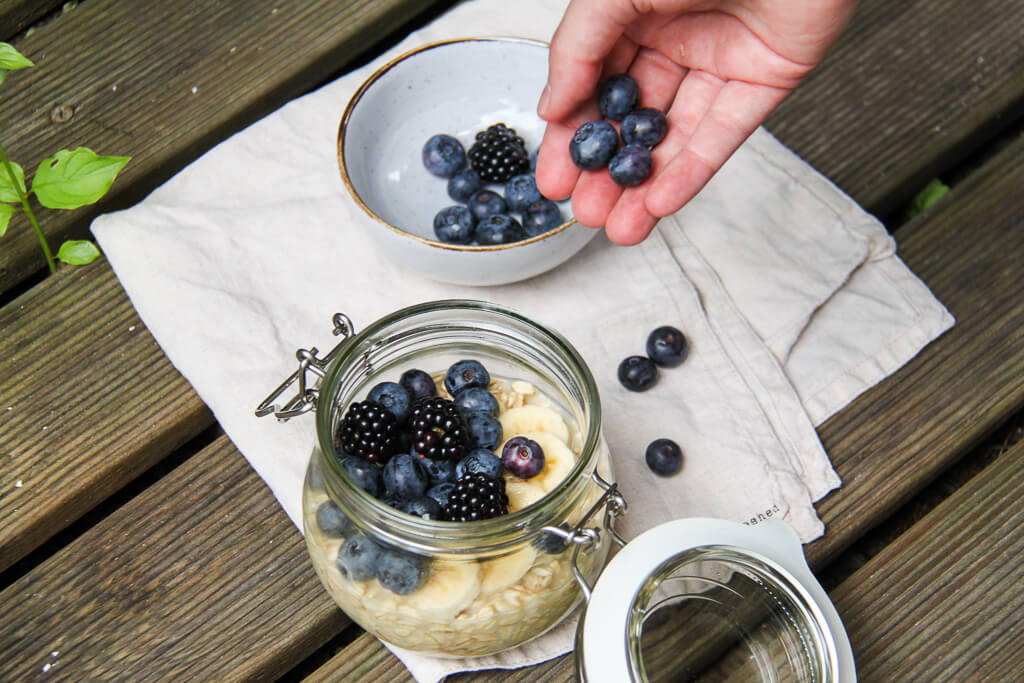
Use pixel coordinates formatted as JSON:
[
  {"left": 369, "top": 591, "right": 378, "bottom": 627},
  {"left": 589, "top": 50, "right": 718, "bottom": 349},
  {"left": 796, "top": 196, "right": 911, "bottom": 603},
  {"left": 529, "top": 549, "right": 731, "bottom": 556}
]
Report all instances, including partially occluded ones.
[{"left": 536, "top": 0, "right": 857, "bottom": 245}]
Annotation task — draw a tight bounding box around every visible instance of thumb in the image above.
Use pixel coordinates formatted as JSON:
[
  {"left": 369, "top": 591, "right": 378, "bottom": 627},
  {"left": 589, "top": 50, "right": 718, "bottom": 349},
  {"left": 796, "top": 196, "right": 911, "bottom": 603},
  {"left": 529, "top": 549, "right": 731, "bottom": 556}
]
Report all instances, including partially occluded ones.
[{"left": 539, "top": 0, "right": 638, "bottom": 120}]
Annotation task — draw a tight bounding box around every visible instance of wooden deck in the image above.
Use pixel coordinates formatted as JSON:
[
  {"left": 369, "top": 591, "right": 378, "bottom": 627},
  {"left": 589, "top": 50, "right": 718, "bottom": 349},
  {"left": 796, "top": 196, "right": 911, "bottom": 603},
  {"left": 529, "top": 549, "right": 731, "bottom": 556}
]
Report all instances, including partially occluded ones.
[{"left": 1, "top": 0, "right": 1022, "bottom": 680}]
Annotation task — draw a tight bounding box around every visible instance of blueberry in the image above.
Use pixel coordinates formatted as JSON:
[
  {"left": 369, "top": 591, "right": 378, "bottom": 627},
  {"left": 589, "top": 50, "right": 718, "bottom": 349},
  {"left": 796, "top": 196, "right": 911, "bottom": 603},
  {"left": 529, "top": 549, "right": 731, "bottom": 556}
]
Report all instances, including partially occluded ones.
[
  {"left": 475, "top": 214, "right": 526, "bottom": 245},
  {"left": 396, "top": 495, "right": 444, "bottom": 520},
  {"left": 447, "top": 167, "right": 482, "bottom": 203},
  {"left": 316, "top": 500, "right": 356, "bottom": 538},
  {"left": 467, "top": 189, "right": 508, "bottom": 221},
  {"left": 501, "top": 436, "right": 546, "bottom": 479},
  {"left": 522, "top": 198, "right": 564, "bottom": 237},
  {"left": 376, "top": 547, "right": 428, "bottom": 595},
  {"left": 621, "top": 108, "right": 668, "bottom": 148},
  {"left": 646, "top": 325, "right": 689, "bottom": 367},
  {"left": 445, "top": 360, "right": 490, "bottom": 395},
  {"left": 608, "top": 144, "right": 653, "bottom": 187},
  {"left": 569, "top": 120, "right": 619, "bottom": 171},
  {"left": 466, "top": 412, "right": 503, "bottom": 451},
  {"left": 422, "top": 134, "right": 466, "bottom": 178},
  {"left": 338, "top": 454, "right": 382, "bottom": 497},
  {"left": 598, "top": 73, "right": 640, "bottom": 121},
  {"left": 645, "top": 438, "right": 684, "bottom": 476},
  {"left": 400, "top": 368, "right": 437, "bottom": 401},
  {"left": 504, "top": 173, "right": 543, "bottom": 213},
  {"left": 454, "top": 386, "right": 500, "bottom": 417},
  {"left": 368, "top": 381, "right": 412, "bottom": 422},
  {"left": 617, "top": 355, "right": 658, "bottom": 392},
  {"left": 455, "top": 448, "right": 505, "bottom": 480},
  {"left": 530, "top": 148, "right": 538, "bottom": 171},
  {"left": 417, "top": 454, "right": 457, "bottom": 486},
  {"left": 382, "top": 453, "right": 429, "bottom": 500},
  {"left": 425, "top": 482, "right": 456, "bottom": 510},
  {"left": 433, "top": 205, "right": 476, "bottom": 244},
  {"left": 337, "top": 534, "right": 381, "bottom": 581}
]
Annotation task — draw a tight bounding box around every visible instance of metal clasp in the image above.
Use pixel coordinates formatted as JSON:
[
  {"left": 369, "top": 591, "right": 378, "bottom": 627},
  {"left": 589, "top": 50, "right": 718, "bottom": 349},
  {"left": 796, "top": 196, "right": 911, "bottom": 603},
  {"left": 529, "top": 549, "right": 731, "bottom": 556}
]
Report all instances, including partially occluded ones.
[
  {"left": 255, "top": 313, "right": 356, "bottom": 421},
  {"left": 537, "top": 472, "right": 627, "bottom": 602}
]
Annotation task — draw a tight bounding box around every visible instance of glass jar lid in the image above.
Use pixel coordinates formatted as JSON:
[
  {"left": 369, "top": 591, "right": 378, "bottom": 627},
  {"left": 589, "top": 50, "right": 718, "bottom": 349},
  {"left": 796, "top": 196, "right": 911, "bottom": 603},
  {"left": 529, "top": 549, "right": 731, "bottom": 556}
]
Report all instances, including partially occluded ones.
[{"left": 576, "top": 518, "right": 855, "bottom": 682}]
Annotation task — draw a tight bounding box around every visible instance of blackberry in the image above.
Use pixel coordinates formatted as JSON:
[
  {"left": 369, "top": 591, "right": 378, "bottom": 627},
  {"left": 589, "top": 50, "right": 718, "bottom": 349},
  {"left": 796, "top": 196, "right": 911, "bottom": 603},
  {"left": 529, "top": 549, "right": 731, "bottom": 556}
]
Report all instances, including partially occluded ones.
[
  {"left": 337, "top": 400, "right": 399, "bottom": 463},
  {"left": 407, "top": 396, "right": 471, "bottom": 461},
  {"left": 444, "top": 473, "right": 509, "bottom": 522},
  {"left": 468, "top": 123, "right": 530, "bottom": 183}
]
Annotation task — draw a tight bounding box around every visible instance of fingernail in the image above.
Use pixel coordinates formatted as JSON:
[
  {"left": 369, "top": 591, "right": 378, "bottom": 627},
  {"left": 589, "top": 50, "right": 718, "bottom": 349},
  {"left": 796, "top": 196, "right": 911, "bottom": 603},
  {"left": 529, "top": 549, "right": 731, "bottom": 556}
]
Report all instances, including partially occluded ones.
[{"left": 538, "top": 85, "right": 551, "bottom": 118}]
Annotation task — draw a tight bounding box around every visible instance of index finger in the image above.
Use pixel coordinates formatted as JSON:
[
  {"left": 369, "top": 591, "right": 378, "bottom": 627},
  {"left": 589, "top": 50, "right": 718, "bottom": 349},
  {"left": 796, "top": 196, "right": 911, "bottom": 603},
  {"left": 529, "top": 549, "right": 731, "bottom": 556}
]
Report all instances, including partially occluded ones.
[{"left": 539, "top": 0, "right": 640, "bottom": 120}]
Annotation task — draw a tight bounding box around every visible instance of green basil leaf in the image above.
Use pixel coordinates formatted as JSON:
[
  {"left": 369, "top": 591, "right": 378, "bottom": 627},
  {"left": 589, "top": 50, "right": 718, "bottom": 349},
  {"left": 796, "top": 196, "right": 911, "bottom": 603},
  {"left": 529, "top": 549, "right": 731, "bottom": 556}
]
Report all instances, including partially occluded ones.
[
  {"left": 56, "top": 239, "right": 102, "bottom": 265},
  {"left": 0, "top": 204, "right": 15, "bottom": 237},
  {"left": 0, "top": 160, "right": 26, "bottom": 203},
  {"left": 0, "top": 43, "right": 34, "bottom": 71},
  {"left": 33, "top": 148, "right": 130, "bottom": 209}
]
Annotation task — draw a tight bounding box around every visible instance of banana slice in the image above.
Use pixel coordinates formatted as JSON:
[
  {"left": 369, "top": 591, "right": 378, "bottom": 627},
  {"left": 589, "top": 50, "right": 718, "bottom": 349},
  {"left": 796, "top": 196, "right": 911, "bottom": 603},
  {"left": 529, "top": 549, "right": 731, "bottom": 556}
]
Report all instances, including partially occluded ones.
[
  {"left": 479, "top": 546, "right": 538, "bottom": 595},
  {"left": 398, "top": 559, "right": 481, "bottom": 622},
  {"left": 505, "top": 478, "right": 545, "bottom": 511},
  {"left": 499, "top": 405, "right": 570, "bottom": 444}
]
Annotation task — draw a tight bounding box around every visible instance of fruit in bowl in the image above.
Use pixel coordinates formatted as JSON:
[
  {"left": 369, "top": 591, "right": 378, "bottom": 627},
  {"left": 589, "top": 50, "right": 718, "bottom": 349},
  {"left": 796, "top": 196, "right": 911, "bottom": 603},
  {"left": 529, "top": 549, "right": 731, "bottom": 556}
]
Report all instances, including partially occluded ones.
[{"left": 337, "top": 37, "right": 600, "bottom": 287}]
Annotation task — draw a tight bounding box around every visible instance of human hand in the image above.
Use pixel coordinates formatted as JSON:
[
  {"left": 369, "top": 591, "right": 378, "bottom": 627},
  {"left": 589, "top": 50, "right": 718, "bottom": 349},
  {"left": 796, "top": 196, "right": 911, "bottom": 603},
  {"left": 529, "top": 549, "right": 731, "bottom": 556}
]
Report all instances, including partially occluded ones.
[{"left": 536, "top": 0, "right": 858, "bottom": 245}]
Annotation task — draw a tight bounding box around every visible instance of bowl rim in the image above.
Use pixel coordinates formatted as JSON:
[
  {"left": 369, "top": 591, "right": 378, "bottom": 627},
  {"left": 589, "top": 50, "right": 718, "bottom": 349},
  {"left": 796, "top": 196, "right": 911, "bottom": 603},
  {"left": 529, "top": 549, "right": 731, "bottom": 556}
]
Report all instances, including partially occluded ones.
[{"left": 336, "top": 36, "right": 580, "bottom": 253}]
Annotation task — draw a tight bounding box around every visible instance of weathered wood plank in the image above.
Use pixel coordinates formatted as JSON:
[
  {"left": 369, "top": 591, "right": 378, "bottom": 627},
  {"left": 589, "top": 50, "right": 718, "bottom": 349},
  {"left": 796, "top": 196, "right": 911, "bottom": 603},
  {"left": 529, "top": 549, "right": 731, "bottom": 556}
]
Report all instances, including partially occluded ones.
[
  {"left": 301, "top": 137, "right": 1024, "bottom": 681},
  {"left": 0, "top": 0, "right": 64, "bottom": 40},
  {"left": 831, "top": 440, "right": 1024, "bottom": 680},
  {"left": 807, "top": 133, "right": 1024, "bottom": 568},
  {"left": 766, "top": 0, "right": 1024, "bottom": 218},
  {"left": 0, "top": 260, "right": 211, "bottom": 573},
  {"left": 0, "top": 433, "right": 348, "bottom": 681},
  {"left": 0, "top": 0, "right": 456, "bottom": 295}
]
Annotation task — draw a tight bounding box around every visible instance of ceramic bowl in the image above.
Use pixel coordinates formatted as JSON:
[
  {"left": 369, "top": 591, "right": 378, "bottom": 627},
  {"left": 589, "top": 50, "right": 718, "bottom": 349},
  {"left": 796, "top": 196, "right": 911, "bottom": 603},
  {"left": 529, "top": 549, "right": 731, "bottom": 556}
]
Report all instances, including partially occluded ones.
[{"left": 337, "top": 37, "right": 598, "bottom": 287}]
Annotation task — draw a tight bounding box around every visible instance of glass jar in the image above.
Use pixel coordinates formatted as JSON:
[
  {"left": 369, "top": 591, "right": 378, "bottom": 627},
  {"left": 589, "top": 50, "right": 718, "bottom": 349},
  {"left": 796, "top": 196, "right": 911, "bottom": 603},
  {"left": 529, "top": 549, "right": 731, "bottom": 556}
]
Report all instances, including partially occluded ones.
[{"left": 298, "top": 300, "right": 619, "bottom": 658}]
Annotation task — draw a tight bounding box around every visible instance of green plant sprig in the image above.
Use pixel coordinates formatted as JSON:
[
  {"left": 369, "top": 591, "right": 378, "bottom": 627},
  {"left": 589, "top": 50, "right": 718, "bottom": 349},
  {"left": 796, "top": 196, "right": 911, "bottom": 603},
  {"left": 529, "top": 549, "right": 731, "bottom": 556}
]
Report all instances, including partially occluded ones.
[{"left": 0, "top": 42, "right": 130, "bottom": 273}]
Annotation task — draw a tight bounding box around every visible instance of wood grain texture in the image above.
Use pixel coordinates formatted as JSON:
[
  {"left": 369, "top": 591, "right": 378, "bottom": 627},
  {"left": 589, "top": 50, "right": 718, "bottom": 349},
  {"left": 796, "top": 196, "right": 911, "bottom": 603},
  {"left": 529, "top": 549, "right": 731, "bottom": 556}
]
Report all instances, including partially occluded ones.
[
  {"left": 766, "top": 0, "right": 1024, "bottom": 217},
  {"left": 0, "top": 433, "right": 348, "bottom": 681},
  {"left": 832, "top": 440, "right": 1024, "bottom": 680},
  {"left": 0, "top": 260, "right": 212, "bottom": 573},
  {"left": 0, "top": 0, "right": 455, "bottom": 295},
  {"left": 807, "top": 134, "right": 1024, "bottom": 568},
  {"left": 0, "top": 0, "right": 64, "bottom": 40},
  {"left": 300, "top": 139, "right": 1024, "bottom": 683}
]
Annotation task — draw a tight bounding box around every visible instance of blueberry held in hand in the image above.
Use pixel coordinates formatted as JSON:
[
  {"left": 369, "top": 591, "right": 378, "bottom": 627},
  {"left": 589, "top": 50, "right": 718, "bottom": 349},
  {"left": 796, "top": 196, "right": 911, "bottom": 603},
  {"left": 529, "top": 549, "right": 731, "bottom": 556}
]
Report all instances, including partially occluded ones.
[
  {"left": 608, "top": 144, "right": 653, "bottom": 187},
  {"left": 569, "top": 120, "right": 619, "bottom": 170},
  {"left": 598, "top": 73, "right": 639, "bottom": 121},
  {"left": 646, "top": 325, "right": 688, "bottom": 367},
  {"left": 645, "top": 438, "right": 684, "bottom": 476},
  {"left": 475, "top": 213, "right": 525, "bottom": 245},
  {"left": 433, "top": 205, "right": 476, "bottom": 244},
  {"left": 501, "top": 435, "right": 546, "bottom": 479},
  {"left": 621, "top": 108, "right": 669, "bottom": 148},
  {"left": 617, "top": 355, "right": 658, "bottom": 392},
  {"left": 422, "top": 134, "right": 466, "bottom": 178}
]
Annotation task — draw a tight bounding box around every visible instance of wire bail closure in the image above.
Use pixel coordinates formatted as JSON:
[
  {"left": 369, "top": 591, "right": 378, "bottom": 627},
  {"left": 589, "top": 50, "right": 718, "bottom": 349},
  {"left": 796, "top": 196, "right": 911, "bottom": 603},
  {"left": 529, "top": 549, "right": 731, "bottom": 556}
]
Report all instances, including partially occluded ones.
[
  {"left": 537, "top": 472, "right": 627, "bottom": 603},
  {"left": 255, "top": 313, "right": 355, "bottom": 421}
]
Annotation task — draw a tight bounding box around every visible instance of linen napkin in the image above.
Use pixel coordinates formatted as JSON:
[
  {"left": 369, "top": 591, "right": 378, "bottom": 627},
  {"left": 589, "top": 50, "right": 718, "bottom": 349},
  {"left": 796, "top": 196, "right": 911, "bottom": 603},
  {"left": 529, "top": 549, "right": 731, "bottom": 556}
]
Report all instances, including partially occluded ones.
[{"left": 90, "top": 0, "right": 954, "bottom": 679}]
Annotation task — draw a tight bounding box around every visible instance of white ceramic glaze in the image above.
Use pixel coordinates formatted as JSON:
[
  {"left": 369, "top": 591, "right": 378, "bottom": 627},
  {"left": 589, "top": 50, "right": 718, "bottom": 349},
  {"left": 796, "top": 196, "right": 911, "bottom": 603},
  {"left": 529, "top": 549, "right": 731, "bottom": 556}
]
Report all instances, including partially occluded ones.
[{"left": 338, "top": 37, "right": 598, "bottom": 286}]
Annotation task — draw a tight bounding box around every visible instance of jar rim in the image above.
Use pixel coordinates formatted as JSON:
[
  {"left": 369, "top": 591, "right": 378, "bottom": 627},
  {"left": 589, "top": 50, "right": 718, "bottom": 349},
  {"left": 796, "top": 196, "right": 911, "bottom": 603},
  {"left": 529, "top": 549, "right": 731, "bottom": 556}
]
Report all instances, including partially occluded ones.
[{"left": 314, "top": 299, "right": 604, "bottom": 554}]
